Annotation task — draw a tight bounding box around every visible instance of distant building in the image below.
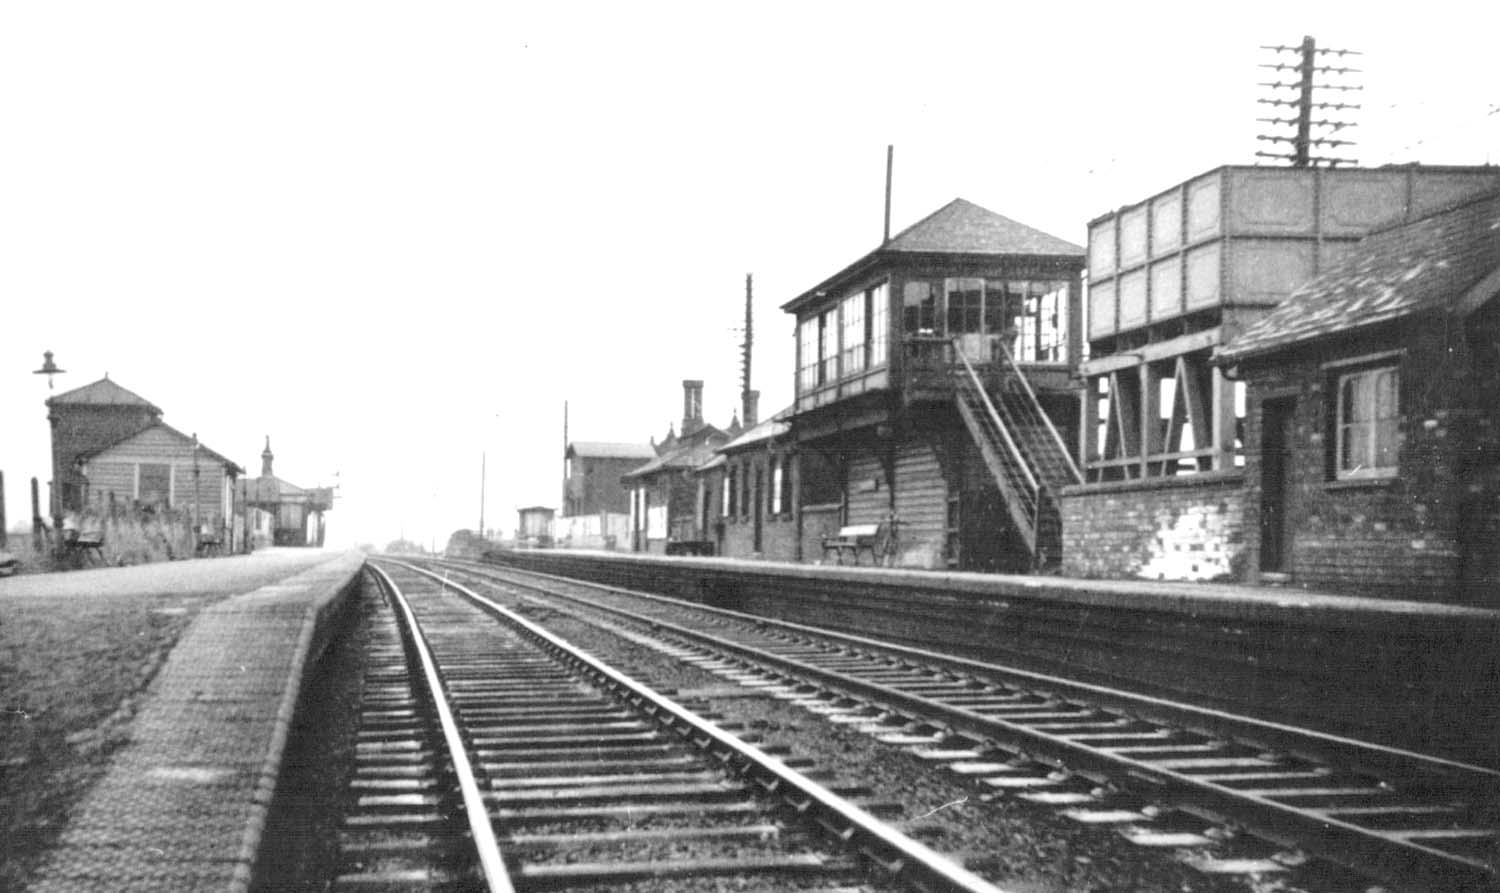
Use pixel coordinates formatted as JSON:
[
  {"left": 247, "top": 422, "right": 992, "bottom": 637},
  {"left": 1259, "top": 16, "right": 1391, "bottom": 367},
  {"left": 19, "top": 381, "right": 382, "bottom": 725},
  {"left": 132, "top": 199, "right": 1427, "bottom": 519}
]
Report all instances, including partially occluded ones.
[
  {"left": 238, "top": 438, "right": 334, "bottom": 547},
  {"left": 622, "top": 380, "right": 732, "bottom": 554},
  {"left": 47, "top": 376, "right": 243, "bottom": 546},
  {"left": 516, "top": 505, "right": 555, "bottom": 547},
  {"left": 46, "top": 376, "right": 163, "bottom": 515},
  {"left": 562, "top": 441, "right": 655, "bottom": 516}
]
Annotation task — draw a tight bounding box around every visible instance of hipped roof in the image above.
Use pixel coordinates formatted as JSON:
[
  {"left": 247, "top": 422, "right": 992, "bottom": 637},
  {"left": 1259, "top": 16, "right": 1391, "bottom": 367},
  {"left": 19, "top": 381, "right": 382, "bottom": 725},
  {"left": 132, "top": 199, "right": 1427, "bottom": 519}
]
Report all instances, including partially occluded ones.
[
  {"left": 783, "top": 198, "right": 1083, "bottom": 313},
  {"left": 47, "top": 376, "right": 161, "bottom": 413}
]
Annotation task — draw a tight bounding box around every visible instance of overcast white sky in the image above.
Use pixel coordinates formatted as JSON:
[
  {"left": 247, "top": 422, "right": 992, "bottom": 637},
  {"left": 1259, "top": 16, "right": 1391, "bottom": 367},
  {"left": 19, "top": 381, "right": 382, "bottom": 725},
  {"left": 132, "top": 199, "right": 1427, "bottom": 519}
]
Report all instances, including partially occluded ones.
[{"left": 2, "top": 2, "right": 1496, "bottom": 549}]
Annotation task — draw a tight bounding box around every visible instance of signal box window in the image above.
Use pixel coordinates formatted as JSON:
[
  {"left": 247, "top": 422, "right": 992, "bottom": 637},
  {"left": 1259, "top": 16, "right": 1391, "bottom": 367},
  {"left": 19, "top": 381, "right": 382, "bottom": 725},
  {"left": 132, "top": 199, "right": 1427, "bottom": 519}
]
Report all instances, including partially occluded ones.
[{"left": 1335, "top": 364, "right": 1399, "bottom": 479}]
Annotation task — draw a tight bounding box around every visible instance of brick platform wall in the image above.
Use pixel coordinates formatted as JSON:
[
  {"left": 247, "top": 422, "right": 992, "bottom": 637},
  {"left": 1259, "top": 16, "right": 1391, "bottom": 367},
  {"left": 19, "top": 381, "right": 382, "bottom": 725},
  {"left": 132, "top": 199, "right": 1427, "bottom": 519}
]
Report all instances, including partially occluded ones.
[{"left": 1061, "top": 472, "right": 1248, "bottom": 582}]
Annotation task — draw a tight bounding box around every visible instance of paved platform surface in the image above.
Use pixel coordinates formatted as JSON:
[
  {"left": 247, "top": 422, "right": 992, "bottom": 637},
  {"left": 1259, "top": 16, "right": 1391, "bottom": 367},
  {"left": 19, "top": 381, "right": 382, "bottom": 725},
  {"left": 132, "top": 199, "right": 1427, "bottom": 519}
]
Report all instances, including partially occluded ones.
[{"left": 22, "top": 548, "right": 366, "bottom": 893}]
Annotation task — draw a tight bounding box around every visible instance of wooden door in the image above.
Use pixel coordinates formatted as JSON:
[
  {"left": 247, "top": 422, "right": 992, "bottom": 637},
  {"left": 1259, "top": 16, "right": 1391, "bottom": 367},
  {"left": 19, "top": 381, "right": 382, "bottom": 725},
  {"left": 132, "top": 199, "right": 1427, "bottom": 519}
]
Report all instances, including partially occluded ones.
[{"left": 1259, "top": 397, "right": 1295, "bottom": 574}]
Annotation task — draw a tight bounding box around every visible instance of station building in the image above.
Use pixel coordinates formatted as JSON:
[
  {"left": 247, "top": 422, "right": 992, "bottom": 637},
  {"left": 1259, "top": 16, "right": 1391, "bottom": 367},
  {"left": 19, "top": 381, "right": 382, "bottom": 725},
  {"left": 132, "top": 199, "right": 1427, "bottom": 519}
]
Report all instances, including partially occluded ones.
[
  {"left": 781, "top": 198, "right": 1085, "bottom": 571},
  {"left": 47, "top": 376, "right": 244, "bottom": 548},
  {"left": 622, "top": 380, "right": 733, "bottom": 554},
  {"left": 1063, "top": 163, "right": 1500, "bottom": 589},
  {"left": 237, "top": 438, "right": 334, "bottom": 547}
]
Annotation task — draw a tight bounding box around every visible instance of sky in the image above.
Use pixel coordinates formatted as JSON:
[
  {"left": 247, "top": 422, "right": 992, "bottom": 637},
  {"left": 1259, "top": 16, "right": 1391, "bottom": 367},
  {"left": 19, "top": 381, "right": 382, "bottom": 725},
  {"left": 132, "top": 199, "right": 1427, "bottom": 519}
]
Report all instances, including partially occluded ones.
[{"left": 2, "top": 2, "right": 1496, "bottom": 550}]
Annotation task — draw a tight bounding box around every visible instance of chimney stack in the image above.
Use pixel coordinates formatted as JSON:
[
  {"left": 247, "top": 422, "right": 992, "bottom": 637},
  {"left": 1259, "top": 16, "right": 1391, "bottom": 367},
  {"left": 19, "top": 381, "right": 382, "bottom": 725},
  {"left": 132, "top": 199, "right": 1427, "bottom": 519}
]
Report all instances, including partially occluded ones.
[{"left": 681, "top": 380, "right": 704, "bottom": 435}]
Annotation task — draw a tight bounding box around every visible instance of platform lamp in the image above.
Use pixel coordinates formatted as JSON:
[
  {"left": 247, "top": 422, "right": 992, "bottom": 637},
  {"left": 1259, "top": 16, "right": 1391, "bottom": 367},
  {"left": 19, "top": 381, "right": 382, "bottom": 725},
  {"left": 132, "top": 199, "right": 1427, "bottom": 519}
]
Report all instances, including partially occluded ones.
[{"left": 33, "top": 351, "right": 67, "bottom": 532}]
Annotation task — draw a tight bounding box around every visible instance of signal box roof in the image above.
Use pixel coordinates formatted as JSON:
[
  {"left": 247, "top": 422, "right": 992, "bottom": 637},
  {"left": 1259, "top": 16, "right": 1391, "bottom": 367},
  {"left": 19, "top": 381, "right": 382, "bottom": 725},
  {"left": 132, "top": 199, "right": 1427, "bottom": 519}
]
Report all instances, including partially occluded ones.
[{"left": 783, "top": 198, "right": 1083, "bottom": 314}]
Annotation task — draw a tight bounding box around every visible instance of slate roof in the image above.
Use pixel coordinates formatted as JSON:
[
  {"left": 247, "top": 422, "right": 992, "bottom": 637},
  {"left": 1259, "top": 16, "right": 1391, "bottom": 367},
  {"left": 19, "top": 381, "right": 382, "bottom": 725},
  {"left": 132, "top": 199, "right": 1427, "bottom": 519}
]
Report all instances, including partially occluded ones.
[
  {"left": 1219, "top": 189, "right": 1500, "bottom": 363},
  {"left": 719, "top": 407, "right": 792, "bottom": 453},
  {"left": 783, "top": 198, "right": 1083, "bottom": 313},
  {"left": 46, "top": 376, "right": 161, "bottom": 413},
  {"left": 566, "top": 441, "right": 657, "bottom": 460},
  {"left": 622, "top": 439, "right": 723, "bottom": 479}
]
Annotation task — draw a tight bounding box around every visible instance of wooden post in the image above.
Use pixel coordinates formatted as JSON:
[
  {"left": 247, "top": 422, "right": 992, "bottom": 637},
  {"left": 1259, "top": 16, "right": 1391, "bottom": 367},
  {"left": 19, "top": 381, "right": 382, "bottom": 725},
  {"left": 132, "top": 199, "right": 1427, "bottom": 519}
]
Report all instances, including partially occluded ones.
[
  {"left": 0, "top": 470, "right": 7, "bottom": 549},
  {"left": 31, "top": 476, "right": 43, "bottom": 552}
]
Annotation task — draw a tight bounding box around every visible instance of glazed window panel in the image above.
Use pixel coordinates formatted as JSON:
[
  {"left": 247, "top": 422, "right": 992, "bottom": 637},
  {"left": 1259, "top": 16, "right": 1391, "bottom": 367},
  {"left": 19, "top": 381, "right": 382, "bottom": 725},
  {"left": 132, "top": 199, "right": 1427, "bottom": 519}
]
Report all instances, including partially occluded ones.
[
  {"left": 945, "top": 277, "right": 983, "bottom": 334},
  {"left": 902, "top": 281, "right": 941, "bottom": 334},
  {"left": 797, "top": 317, "right": 819, "bottom": 393},
  {"left": 868, "top": 283, "right": 889, "bottom": 367},
  {"left": 819, "top": 310, "right": 837, "bottom": 384},
  {"left": 1336, "top": 365, "right": 1399, "bottom": 478},
  {"left": 840, "top": 292, "right": 866, "bottom": 374}
]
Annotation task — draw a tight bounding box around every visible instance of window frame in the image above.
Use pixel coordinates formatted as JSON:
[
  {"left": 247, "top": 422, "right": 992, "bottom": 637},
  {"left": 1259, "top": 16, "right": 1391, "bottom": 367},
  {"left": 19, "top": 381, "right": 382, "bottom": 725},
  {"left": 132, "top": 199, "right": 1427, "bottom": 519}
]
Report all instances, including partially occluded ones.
[{"left": 1332, "top": 361, "right": 1400, "bottom": 480}]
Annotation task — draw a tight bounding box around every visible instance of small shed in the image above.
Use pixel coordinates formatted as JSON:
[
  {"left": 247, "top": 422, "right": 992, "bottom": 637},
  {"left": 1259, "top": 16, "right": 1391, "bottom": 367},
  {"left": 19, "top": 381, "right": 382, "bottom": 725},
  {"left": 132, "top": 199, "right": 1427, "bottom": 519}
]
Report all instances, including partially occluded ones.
[{"left": 516, "top": 505, "right": 555, "bottom": 547}]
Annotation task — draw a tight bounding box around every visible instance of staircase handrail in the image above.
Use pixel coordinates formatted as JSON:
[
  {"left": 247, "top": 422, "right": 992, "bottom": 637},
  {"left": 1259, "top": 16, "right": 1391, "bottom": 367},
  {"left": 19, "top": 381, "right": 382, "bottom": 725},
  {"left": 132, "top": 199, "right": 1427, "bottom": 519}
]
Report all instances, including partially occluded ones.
[
  {"left": 992, "top": 339, "right": 1084, "bottom": 486},
  {"left": 952, "top": 340, "right": 1040, "bottom": 498}
]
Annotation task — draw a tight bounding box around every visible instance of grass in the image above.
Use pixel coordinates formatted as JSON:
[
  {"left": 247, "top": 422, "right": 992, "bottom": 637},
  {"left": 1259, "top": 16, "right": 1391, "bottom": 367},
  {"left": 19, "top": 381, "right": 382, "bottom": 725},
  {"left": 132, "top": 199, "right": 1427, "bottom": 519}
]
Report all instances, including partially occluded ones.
[{"left": 0, "top": 588, "right": 227, "bottom": 889}]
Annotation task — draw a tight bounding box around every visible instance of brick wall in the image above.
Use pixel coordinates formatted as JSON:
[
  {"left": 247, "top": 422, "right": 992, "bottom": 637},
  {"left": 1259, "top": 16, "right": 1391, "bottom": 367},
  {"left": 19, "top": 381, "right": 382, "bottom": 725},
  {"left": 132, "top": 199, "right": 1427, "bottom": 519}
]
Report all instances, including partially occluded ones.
[
  {"left": 1061, "top": 472, "right": 1248, "bottom": 581},
  {"left": 1239, "top": 320, "right": 1474, "bottom": 601}
]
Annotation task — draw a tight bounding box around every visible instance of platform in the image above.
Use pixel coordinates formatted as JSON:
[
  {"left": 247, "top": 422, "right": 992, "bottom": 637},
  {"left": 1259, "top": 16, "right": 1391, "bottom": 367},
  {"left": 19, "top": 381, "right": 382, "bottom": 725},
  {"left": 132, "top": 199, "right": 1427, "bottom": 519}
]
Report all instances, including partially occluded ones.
[
  {"left": 19, "top": 549, "right": 366, "bottom": 893},
  {"left": 488, "top": 548, "right": 1500, "bottom": 768}
]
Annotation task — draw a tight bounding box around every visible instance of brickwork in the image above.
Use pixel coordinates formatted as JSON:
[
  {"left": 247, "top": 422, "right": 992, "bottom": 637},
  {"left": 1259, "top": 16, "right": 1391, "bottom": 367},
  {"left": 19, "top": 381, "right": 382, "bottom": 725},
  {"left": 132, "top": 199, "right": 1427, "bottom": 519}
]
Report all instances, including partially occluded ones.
[
  {"left": 1061, "top": 472, "right": 1247, "bottom": 581},
  {"left": 1238, "top": 316, "right": 1498, "bottom": 602},
  {"left": 722, "top": 516, "right": 798, "bottom": 561}
]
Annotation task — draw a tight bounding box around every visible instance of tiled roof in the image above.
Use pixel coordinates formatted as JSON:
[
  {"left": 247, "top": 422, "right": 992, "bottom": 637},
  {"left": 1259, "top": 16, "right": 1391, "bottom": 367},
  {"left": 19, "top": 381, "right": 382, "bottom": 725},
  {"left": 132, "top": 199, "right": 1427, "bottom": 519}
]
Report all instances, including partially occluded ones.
[
  {"left": 46, "top": 376, "right": 161, "bottom": 412},
  {"left": 566, "top": 441, "right": 657, "bottom": 460},
  {"left": 885, "top": 198, "right": 1084, "bottom": 257},
  {"left": 783, "top": 198, "right": 1082, "bottom": 313},
  {"left": 1219, "top": 189, "right": 1500, "bottom": 363}
]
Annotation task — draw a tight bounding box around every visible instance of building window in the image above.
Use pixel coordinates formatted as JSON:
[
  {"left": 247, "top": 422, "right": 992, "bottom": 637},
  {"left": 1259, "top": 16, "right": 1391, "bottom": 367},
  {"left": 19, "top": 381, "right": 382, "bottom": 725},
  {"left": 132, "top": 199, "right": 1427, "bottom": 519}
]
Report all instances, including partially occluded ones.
[
  {"left": 721, "top": 473, "right": 731, "bottom": 517},
  {"left": 819, "top": 310, "right": 837, "bottom": 384},
  {"left": 902, "top": 281, "right": 940, "bottom": 334},
  {"left": 137, "top": 463, "right": 171, "bottom": 508},
  {"left": 869, "top": 283, "right": 888, "bottom": 367},
  {"left": 797, "top": 317, "right": 819, "bottom": 394},
  {"left": 1335, "top": 364, "right": 1399, "bottom": 479},
  {"left": 770, "top": 457, "right": 783, "bottom": 515},
  {"left": 945, "top": 278, "right": 983, "bottom": 334},
  {"left": 740, "top": 461, "right": 752, "bottom": 519},
  {"left": 840, "top": 292, "right": 866, "bottom": 374},
  {"left": 727, "top": 468, "right": 738, "bottom": 517}
]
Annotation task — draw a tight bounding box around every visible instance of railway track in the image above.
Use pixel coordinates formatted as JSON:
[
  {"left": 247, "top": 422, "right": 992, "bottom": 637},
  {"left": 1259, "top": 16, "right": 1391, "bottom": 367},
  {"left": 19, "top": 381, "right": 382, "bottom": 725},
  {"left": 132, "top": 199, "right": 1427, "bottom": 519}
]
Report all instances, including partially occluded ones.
[
  {"left": 332, "top": 560, "right": 1006, "bottom": 892},
  {"left": 422, "top": 557, "right": 1500, "bottom": 892}
]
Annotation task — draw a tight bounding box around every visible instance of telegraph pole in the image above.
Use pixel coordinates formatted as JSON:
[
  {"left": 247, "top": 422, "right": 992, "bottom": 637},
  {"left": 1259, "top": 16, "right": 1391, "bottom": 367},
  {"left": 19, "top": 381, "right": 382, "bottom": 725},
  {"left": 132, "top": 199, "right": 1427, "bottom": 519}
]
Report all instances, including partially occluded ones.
[{"left": 1256, "top": 35, "right": 1361, "bottom": 167}]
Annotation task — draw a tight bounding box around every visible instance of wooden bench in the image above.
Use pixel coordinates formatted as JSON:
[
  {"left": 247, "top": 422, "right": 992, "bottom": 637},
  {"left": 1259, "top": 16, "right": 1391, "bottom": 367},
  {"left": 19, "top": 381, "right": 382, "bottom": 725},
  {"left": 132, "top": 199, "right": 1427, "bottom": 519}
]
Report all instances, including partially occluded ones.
[
  {"left": 196, "top": 532, "right": 223, "bottom": 556},
  {"left": 65, "top": 528, "right": 106, "bottom": 567},
  {"left": 821, "top": 522, "right": 890, "bottom": 566}
]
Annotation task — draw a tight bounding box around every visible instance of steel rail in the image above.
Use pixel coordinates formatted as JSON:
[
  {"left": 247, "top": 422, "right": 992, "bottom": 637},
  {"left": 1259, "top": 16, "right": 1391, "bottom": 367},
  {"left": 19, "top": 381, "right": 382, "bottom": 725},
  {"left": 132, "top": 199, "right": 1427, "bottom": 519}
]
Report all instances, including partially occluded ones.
[
  {"left": 449, "top": 559, "right": 1500, "bottom": 892},
  {"left": 392, "top": 560, "right": 1010, "bottom": 893},
  {"left": 475, "top": 559, "right": 1500, "bottom": 791},
  {"left": 367, "top": 562, "right": 515, "bottom": 893}
]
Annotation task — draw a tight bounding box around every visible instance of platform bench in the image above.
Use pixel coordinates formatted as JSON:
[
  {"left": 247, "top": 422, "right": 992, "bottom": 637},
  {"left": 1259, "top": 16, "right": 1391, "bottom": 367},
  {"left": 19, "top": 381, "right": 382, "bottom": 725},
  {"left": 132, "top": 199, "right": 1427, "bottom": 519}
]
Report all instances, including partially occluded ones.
[
  {"left": 65, "top": 529, "right": 106, "bottom": 567},
  {"left": 821, "top": 522, "right": 887, "bottom": 566}
]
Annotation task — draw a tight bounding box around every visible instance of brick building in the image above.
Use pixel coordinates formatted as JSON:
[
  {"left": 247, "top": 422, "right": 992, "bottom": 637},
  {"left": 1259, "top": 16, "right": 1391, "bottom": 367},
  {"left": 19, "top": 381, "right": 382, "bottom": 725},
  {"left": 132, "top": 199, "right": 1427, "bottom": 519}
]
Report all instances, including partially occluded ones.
[
  {"left": 238, "top": 438, "right": 334, "bottom": 547},
  {"left": 1217, "top": 188, "right": 1500, "bottom": 603},
  {"left": 1063, "top": 164, "right": 1500, "bottom": 582},
  {"left": 562, "top": 441, "right": 655, "bottom": 516},
  {"left": 46, "top": 376, "right": 163, "bottom": 516},
  {"left": 713, "top": 409, "right": 800, "bottom": 561}
]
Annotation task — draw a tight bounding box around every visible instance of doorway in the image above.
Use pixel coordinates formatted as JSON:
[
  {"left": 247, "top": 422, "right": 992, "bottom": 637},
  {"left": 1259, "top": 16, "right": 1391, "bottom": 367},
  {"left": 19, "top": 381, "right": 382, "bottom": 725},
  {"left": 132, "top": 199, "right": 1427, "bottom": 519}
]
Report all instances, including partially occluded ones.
[{"left": 1259, "top": 397, "right": 1296, "bottom": 574}]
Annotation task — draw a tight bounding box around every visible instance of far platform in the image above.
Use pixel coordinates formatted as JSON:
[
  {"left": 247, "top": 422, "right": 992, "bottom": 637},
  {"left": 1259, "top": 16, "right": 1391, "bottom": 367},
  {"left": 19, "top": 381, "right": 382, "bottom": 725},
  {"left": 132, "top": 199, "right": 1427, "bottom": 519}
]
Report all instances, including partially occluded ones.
[{"left": 489, "top": 547, "right": 1500, "bottom": 768}]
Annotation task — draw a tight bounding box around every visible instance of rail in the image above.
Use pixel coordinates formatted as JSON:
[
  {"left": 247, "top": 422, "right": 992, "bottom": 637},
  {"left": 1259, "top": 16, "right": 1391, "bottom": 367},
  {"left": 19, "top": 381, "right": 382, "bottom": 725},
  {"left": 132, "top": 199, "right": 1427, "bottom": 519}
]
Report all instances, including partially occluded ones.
[{"left": 394, "top": 560, "right": 1010, "bottom": 893}]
